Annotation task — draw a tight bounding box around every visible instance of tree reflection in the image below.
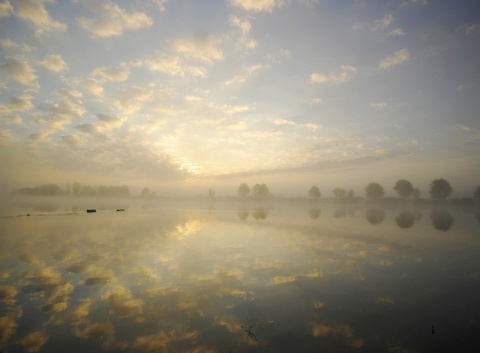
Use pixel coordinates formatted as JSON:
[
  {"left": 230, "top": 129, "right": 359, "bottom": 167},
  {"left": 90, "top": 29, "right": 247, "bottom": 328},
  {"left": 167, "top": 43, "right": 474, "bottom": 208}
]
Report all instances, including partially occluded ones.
[
  {"left": 238, "top": 208, "right": 249, "bottom": 220},
  {"left": 252, "top": 207, "right": 269, "bottom": 220},
  {"left": 395, "top": 210, "right": 415, "bottom": 229},
  {"left": 309, "top": 207, "right": 321, "bottom": 219},
  {"left": 365, "top": 208, "right": 386, "bottom": 225},
  {"left": 431, "top": 210, "right": 454, "bottom": 231}
]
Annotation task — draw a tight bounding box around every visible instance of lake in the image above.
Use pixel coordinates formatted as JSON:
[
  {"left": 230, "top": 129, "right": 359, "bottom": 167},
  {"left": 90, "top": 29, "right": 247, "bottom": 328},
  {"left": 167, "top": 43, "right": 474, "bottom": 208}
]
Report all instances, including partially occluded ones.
[{"left": 1, "top": 199, "right": 479, "bottom": 352}]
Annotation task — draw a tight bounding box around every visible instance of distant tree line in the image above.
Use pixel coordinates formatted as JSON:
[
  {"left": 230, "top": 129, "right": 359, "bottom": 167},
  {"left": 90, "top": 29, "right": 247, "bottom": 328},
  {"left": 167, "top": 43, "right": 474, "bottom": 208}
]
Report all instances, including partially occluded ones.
[
  {"left": 235, "top": 178, "right": 480, "bottom": 202},
  {"left": 14, "top": 181, "right": 130, "bottom": 198}
]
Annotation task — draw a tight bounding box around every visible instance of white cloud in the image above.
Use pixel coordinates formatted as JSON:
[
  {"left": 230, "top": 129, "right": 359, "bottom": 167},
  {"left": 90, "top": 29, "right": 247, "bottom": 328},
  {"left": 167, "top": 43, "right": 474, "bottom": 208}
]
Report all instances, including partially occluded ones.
[
  {"left": 273, "top": 118, "right": 320, "bottom": 131},
  {"left": 75, "top": 77, "right": 105, "bottom": 97},
  {"left": 457, "top": 24, "right": 480, "bottom": 36},
  {"left": 0, "top": 57, "right": 39, "bottom": 88},
  {"left": 0, "top": 0, "right": 13, "bottom": 17},
  {"left": 77, "top": 1, "right": 153, "bottom": 38},
  {"left": 370, "top": 102, "right": 387, "bottom": 109},
  {"left": 114, "top": 85, "right": 155, "bottom": 115},
  {"left": 173, "top": 34, "right": 223, "bottom": 63},
  {"left": 280, "top": 48, "right": 292, "bottom": 58},
  {"left": 0, "top": 95, "right": 33, "bottom": 113},
  {"left": 373, "top": 14, "right": 392, "bottom": 31},
  {"left": 456, "top": 124, "right": 477, "bottom": 132},
  {"left": 0, "top": 38, "right": 17, "bottom": 50},
  {"left": 96, "top": 113, "right": 125, "bottom": 130},
  {"left": 310, "top": 65, "right": 357, "bottom": 84},
  {"left": 0, "top": 129, "right": 17, "bottom": 145},
  {"left": 231, "top": 0, "right": 283, "bottom": 12},
  {"left": 311, "top": 98, "right": 323, "bottom": 104},
  {"left": 378, "top": 49, "right": 409, "bottom": 70},
  {"left": 34, "top": 89, "right": 85, "bottom": 129},
  {"left": 17, "top": 0, "right": 67, "bottom": 36},
  {"left": 225, "top": 63, "right": 266, "bottom": 86},
  {"left": 230, "top": 15, "right": 257, "bottom": 49},
  {"left": 39, "top": 54, "right": 68, "bottom": 72},
  {"left": 388, "top": 28, "right": 405, "bottom": 36},
  {"left": 143, "top": 54, "right": 207, "bottom": 78},
  {"left": 400, "top": 0, "right": 428, "bottom": 8},
  {"left": 92, "top": 65, "right": 130, "bottom": 82},
  {"left": 220, "top": 104, "right": 250, "bottom": 114}
]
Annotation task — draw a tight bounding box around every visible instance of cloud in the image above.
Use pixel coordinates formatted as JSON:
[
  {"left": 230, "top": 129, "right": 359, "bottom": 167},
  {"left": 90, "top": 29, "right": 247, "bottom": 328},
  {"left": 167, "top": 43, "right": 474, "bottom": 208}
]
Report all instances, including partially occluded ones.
[
  {"left": 311, "top": 97, "right": 323, "bottom": 104},
  {"left": 39, "top": 54, "right": 68, "bottom": 72},
  {"left": 230, "top": 15, "right": 257, "bottom": 49},
  {"left": 220, "top": 104, "right": 250, "bottom": 114},
  {"left": 370, "top": 102, "right": 387, "bottom": 109},
  {"left": 310, "top": 65, "right": 357, "bottom": 84},
  {"left": 16, "top": 0, "right": 67, "bottom": 36},
  {"left": 0, "top": 0, "right": 13, "bottom": 17},
  {"left": 1, "top": 57, "right": 39, "bottom": 88},
  {"left": 92, "top": 65, "right": 130, "bottom": 82},
  {"left": 225, "top": 64, "right": 266, "bottom": 85},
  {"left": 456, "top": 124, "right": 477, "bottom": 132},
  {"left": 373, "top": 14, "right": 392, "bottom": 31},
  {"left": 400, "top": 0, "right": 428, "bottom": 8},
  {"left": 231, "top": 0, "right": 283, "bottom": 12},
  {"left": 74, "top": 77, "right": 105, "bottom": 97},
  {"left": 378, "top": 49, "right": 409, "bottom": 70},
  {"left": 96, "top": 113, "right": 125, "bottom": 130},
  {"left": 144, "top": 54, "right": 207, "bottom": 77},
  {"left": 0, "top": 95, "right": 33, "bottom": 113},
  {"left": 0, "top": 38, "right": 17, "bottom": 50},
  {"left": 34, "top": 89, "right": 85, "bottom": 129},
  {"left": 388, "top": 28, "right": 405, "bottom": 36},
  {"left": 113, "top": 85, "right": 154, "bottom": 115},
  {"left": 77, "top": 1, "right": 153, "bottom": 37},
  {"left": 173, "top": 34, "right": 224, "bottom": 63},
  {"left": 273, "top": 118, "right": 320, "bottom": 131},
  {"left": 457, "top": 24, "right": 480, "bottom": 36}
]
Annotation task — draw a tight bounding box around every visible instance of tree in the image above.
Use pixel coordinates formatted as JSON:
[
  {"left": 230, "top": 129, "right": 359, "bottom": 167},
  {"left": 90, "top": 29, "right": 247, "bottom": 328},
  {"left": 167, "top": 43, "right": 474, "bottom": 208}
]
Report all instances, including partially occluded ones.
[
  {"left": 412, "top": 188, "right": 421, "bottom": 200},
  {"left": 308, "top": 186, "right": 321, "bottom": 200},
  {"left": 347, "top": 189, "right": 355, "bottom": 201},
  {"left": 393, "top": 179, "right": 414, "bottom": 199},
  {"left": 473, "top": 185, "right": 480, "bottom": 201},
  {"left": 365, "top": 182, "right": 384, "bottom": 201},
  {"left": 332, "top": 188, "right": 346, "bottom": 200},
  {"left": 238, "top": 183, "right": 250, "bottom": 198},
  {"left": 251, "top": 184, "right": 271, "bottom": 199},
  {"left": 429, "top": 178, "right": 452, "bottom": 200},
  {"left": 208, "top": 188, "right": 216, "bottom": 199}
]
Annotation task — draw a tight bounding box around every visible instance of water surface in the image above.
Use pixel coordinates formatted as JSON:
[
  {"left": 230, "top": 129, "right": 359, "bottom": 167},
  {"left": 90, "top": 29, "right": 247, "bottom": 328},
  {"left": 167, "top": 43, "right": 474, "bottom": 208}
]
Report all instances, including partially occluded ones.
[{"left": 1, "top": 200, "right": 479, "bottom": 352}]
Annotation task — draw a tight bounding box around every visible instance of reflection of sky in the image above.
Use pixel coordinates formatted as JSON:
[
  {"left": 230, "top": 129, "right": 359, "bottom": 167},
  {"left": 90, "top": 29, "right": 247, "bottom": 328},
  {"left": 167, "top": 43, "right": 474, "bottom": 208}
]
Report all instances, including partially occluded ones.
[{"left": 0, "top": 203, "right": 479, "bottom": 352}]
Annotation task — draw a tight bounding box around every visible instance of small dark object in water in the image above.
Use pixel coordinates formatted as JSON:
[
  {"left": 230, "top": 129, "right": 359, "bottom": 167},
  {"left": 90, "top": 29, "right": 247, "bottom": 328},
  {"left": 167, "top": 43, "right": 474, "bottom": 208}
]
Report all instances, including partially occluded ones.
[
  {"left": 86, "top": 209, "right": 97, "bottom": 213},
  {"left": 116, "top": 208, "right": 125, "bottom": 212}
]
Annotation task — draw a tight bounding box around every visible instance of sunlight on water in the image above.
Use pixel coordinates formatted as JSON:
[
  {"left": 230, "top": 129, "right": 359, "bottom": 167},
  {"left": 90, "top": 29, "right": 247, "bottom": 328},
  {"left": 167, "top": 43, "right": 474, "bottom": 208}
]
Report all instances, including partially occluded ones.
[{"left": 1, "top": 201, "right": 479, "bottom": 352}]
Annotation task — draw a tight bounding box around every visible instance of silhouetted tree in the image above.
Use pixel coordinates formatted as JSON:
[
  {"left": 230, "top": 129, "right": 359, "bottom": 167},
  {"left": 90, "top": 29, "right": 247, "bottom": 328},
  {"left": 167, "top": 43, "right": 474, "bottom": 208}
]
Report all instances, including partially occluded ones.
[
  {"left": 412, "top": 188, "right": 421, "bottom": 200},
  {"left": 332, "top": 188, "right": 346, "bottom": 200},
  {"left": 393, "top": 179, "right": 414, "bottom": 199},
  {"left": 365, "top": 182, "right": 384, "bottom": 201},
  {"left": 238, "top": 183, "right": 250, "bottom": 198},
  {"left": 140, "top": 187, "right": 155, "bottom": 198},
  {"left": 473, "top": 186, "right": 480, "bottom": 202},
  {"left": 308, "top": 186, "right": 321, "bottom": 200},
  {"left": 395, "top": 210, "right": 415, "bottom": 229},
  {"left": 347, "top": 189, "right": 355, "bottom": 201},
  {"left": 73, "top": 181, "right": 81, "bottom": 195},
  {"left": 251, "top": 184, "right": 271, "bottom": 199},
  {"left": 208, "top": 188, "right": 216, "bottom": 199},
  {"left": 431, "top": 210, "right": 454, "bottom": 231},
  {"left": 365, "top": 208, "right": 386, "bottom": 224},
  {"left": 429, "top": 178, "right": 452, "bottom": 200}
]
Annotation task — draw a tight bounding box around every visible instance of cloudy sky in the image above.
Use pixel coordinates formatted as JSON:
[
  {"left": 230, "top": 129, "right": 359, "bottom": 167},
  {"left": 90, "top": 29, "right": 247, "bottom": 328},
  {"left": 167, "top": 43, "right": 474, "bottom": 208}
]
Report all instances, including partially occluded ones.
[{"left": 0, "top": 0, "right": 479, "bottom": 197}]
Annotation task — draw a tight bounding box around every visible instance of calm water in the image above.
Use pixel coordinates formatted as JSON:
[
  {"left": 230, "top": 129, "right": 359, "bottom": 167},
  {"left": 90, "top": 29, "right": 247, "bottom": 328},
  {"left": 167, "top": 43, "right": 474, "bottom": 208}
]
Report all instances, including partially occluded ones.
[{"left": 1, "top": 200, "right": 479, "bottom": 353}]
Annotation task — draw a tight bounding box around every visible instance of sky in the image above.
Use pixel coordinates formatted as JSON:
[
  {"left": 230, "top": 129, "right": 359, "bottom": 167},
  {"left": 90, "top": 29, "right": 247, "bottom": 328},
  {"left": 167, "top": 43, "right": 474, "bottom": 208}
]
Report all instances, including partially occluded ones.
[{"left": 0, "top": 0, "right": 479, "bottom": 197}]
